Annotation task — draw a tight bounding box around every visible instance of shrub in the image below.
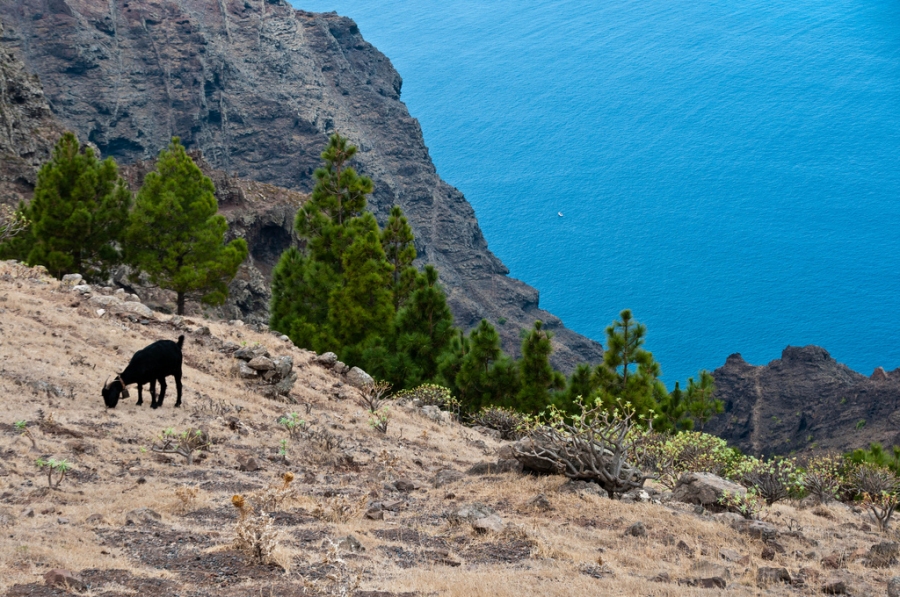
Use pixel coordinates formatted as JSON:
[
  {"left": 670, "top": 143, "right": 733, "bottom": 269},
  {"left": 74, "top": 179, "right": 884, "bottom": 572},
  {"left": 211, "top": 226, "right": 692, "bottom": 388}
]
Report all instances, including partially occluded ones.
[
  {"left": 852, "top": 463, "right": 900, "bottom": 532},
  {"left": 35, "top": 457, "right": 71, "bottom": 489},
  {"left": 733, "top": 456, "right": 803, "bottom": 506},
  {"left": 469, "top": 406, "right": 530, "bottom": 440},
  {"left": 514, "top": 398, "right": 650, "bottom": 499},
  {"left": 635, "top": 430, "right": 741, "bottom": 490},
  {"left": 718, "top": 489, "right": 763, "bottom": 520},
  {"left": 151, "top": 427, "right": 210, "bottom": 465},
  {"left": 801, "top": 453, "right": 846, "bottom": 504},
  {"left": 278, "top": 412, "right": 306, "bottom": 439},
  {"left": 395, "top": 383, "right": 460, "bottom": 414},
  {"left": 368, "top": 406, "right": 390, "bottom": 434},
  {"left": 357, "top": 380, "right": 392, "bottom": 413}
]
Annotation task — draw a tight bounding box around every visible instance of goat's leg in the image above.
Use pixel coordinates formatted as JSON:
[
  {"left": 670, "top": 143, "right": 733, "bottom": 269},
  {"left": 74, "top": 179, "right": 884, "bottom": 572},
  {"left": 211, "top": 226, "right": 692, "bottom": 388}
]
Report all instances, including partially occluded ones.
[
  {"left": 136, "top": 384, "right": 143, "bottom": 406},
  {"left": 174, "top": 373, "right": 182, "bottom": 408},
  {"left": 157, "top": 377, "right": 167, "bottom": 408},
  {"left": 150, "top": 379, "right": 158, "bottom": 409}
]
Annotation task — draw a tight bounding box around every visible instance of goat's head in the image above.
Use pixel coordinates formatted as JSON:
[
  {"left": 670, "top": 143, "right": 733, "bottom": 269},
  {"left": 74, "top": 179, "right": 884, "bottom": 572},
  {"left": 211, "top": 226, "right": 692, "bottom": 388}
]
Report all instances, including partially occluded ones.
[{"left": 102, "top": 376, "right": 124, "bottom": 408}]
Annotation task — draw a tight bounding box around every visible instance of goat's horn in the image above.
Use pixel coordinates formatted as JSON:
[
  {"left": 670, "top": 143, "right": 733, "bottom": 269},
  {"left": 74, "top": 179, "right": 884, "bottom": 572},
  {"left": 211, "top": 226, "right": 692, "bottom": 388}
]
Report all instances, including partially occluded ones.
[{"left": 104, "top": 376, "right": 110, "bottom": 389}]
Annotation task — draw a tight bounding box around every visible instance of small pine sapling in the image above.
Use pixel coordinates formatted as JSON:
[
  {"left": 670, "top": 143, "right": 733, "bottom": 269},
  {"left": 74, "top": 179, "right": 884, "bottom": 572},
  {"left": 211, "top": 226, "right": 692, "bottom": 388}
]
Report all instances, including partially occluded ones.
[{"left": 35, "top": 457, "right": 71, "bottom": 489}]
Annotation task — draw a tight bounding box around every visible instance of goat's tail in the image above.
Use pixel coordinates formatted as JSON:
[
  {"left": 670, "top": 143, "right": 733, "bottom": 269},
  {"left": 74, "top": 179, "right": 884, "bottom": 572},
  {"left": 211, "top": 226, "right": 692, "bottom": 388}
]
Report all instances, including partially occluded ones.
[{"left": 177, "top": 335, "right": 185, "bottom": 348}]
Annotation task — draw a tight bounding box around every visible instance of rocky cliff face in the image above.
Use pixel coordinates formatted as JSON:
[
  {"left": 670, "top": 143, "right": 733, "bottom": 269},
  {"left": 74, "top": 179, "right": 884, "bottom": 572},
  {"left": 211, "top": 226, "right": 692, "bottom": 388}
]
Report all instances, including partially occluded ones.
[
  {"left": 0, "top": 19, "right": 66, "bottom": 207},
  {"left": 0, "top": 0, "right": 603, "bottom": 370},
  {"left": 705, "top": 346, "right": 900, "bottom": 456}
]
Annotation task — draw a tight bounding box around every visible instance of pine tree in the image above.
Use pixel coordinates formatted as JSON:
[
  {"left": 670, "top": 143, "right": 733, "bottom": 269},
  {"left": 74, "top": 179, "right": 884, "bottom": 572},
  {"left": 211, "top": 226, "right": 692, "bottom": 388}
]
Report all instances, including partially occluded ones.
[
  {"left": 1, "top": 132, "right": 131, "bottom": 279},
  {"left": 327, "top": 212, "right": 395, "bottom": 348},
  {"left": 381, "top": 205, "right": 418, "bottom": 309},
  {"left": 594, "top": 309, "right": 665, "bottom": 420},
  {"left": 453, "top": 319, "right": 521, "bottom": 412},
  {"left": 653, "top": 381, "right": 694, "bottom": 432},
  {"left": 269, "top": 247, "right": 339, "bottom": 352},
  {"left": 125, "top": 138, "right": 248, "bottom": 315},
  {"left": 391, "top": 265, "right": 456, "bottom": 384},
  {"left": 686, "top": 370, "right": 722, "bottom": 431},
  {"left": 515, "top": 321, "right": 565, "bottom": 413},
  {"left": 558, "top": 362, "right": 597, "bottom": 414}
]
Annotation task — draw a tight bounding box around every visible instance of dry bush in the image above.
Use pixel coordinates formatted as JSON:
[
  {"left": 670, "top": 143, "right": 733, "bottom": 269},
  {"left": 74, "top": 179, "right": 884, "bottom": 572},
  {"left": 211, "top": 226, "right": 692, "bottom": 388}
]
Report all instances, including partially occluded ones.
[
  {"left": 174, "top": 485, "right": 200, "bottom": 514},
  {"left": 151, "top": 427, "right": 210, "bottom": 465},
  {"left": 252, "top": 472, "right": 297, "bottom": 511},
  {"left": 231, "top": 494, "right": 281, "bottom": 565},
  {"left": 515, "top": 400, "right": 650, "bottom": 499},
  {"left": 312, "top": 494, "right": 367, "bottom": 524},
  {"left": 853, "top": 464, "right": 900, "bottom": 532},
  {"left": 301, "top": 537, "right": 361, "bottom": 597}
]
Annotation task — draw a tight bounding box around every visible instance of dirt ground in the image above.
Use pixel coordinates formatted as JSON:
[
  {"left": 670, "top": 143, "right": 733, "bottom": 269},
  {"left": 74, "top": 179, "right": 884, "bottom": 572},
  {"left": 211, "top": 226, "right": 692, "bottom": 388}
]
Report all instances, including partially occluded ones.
[{"left": 0, "top": 261, "right": 896, "bottom": 596}]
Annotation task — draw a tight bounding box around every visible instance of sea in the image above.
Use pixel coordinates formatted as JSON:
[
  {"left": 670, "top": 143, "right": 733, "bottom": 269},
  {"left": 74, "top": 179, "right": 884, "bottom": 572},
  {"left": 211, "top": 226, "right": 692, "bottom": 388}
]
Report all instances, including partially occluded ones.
[{"left": 292, "top": 0, "right": 900, "bottom": 386}]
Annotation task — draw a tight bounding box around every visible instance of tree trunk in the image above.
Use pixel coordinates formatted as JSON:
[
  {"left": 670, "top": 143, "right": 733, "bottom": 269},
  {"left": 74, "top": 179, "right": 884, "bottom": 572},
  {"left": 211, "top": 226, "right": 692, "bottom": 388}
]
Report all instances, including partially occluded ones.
[{"left": 177, "top": 292, "right": 185, "bottom": 315}]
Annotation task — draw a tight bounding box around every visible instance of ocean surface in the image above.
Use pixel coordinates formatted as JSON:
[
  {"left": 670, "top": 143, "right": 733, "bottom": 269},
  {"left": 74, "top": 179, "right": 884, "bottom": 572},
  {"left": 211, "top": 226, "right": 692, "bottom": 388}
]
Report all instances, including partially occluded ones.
[{"left": 293, "top": 0, "right": 900, "bottom": 385}]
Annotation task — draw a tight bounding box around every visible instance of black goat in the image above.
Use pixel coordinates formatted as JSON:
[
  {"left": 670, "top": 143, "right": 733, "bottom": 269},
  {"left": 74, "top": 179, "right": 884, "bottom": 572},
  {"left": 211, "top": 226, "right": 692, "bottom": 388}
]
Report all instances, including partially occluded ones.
[{"left": 102, "top": 335, "right": 184, "bottom": 409}]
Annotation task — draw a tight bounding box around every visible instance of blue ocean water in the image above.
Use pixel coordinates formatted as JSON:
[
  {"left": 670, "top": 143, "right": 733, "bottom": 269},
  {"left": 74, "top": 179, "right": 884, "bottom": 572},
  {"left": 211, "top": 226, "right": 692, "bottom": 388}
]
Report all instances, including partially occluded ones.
[{"left": 293, "top": 0, "right": 900, "bottom": 385}]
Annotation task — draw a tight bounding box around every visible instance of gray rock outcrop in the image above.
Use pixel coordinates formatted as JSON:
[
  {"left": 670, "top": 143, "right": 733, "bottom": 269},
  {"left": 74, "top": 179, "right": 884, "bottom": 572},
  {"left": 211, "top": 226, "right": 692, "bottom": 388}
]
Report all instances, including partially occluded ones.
[{"left": 672, "top": 472, "right": 745, "bottom": 510}]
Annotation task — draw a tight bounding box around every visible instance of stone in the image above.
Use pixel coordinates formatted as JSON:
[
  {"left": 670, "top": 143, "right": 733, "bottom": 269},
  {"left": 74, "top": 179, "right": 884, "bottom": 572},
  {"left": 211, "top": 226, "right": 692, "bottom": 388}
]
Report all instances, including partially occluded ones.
[
  {"left": 235, "top": 361, "right": 257, "bottom": 379},
  {"left": 761, "top": 545, "right": 776, "bottom": 560},
  {"left": 756, "top": 567, "right": 791, "bottom": 587},
  {"left": 274, "top": 355, "right": 293, "bottom": 379},
  {"left": 364, "top": 507, "right": 384, "bottom": 520},
  {"left": 512, "top": 437, "right": 563, "bottom": 474},
  {"left": 719, "top": 548, "right": 743, "bottom": 563},
  {"left": 334, "top": 361, "right": 349, "bottom": 375},
  {"left": 247, "top": 356, "right": 275, "bottom": 371},
  {"left": 822, "top": 580, "right": 849, "bottom": 595},
  {"left": 421, "top": 405, "right": 451, "bottom": 424},
  {"left": 316, "top": 352, "right": 338, "bottom": 368},
  {"left": 621, "top": 488, "right": 651, "bottom": 503},
  {"left": 872, "top": 366, "right": 888, "bottom": 381},
  {"left": 625, "top": 521, "right": 647, "bottom": 537},
  {"left": 888, "top": 576, "right": 900, "bottom": 597},
  {"left": 85, "top": 513, "right": 104, "bottom": 525},
  {"left": 61, "top": 274, "right": 82, "bottom": 285},
  {"left": 431, "top": 469, "right": 464, "bottom": 488},
  {"left": 689, "top": 560, "right": 730, "bottom": 581},
  {"left": 821, "top": 553, "right": 845, "bottom": 569},
  {"left": 125, "top": 508, "right": 161, "bottom": 527},
  {"left": 121, "top": 301, "right": 154, "bottom": 318},
  {"left": 57, "top": 517, "right": 69, "bottom": 524},
  {"left": 114, "top": 288, "right": 126, "bottom": 297},
  {"left": 864, "top": 541, "right": 899, "bottom": 568},
  {"left": 238, "top": 455, "right": 261, "bottom": 472},
  {"left": 72, "top": 284, "right": 91, "bottom": 294},
  {"left": 274, "top": 372, "right": 298, "bottom": 396},
  {"left": 381, "top": 499, "right": 404, "bottom": 512},
  {"left": 44, "top": 569, "right": 86, "bottom": 591},
  {"left": 194, "top": 326, "right": 211, "bottom": 336},
  {"left": 89, "top": 295, "right": 123, "bottom": 307},
  {"left": 560, "top": 479, "right": 607, "bottom": 497},
  {"left": 526, "top": 494, "right": 552, "bottom": 511},
  {"left": 471, "top": 425, "right": 503, "bottom": 441},
  {"left": 393, "top": 479, "right": 417, "bottom": 492},
  {"left": 672, "top": 472, "right": 746, "bottom": 510},
  {"left": 338, "top": 534, "right": 365, "bottom": 552},
  {"left": 731, "top": 518, "right": 778, "bottom": 542},
  {"left": 21, "top": 507, "right": 34, "bottom": 518},
  {"left": 451, "top": 502, "right": 502, "bottom": 532},
  {"left": 467, "top": 459, "right": 524, "bottom": 475},
  {"left": 472, "top": 514, "right": 505, "bottom": 533},
  {"left": 678, "top": 577, "right": 727, "bottom": 589},
  {"left": 677, "top": 540, "right": 695, "bottom": 556},
  {"left": 346, "top": 366, "right": 374, "bottom": 388}
]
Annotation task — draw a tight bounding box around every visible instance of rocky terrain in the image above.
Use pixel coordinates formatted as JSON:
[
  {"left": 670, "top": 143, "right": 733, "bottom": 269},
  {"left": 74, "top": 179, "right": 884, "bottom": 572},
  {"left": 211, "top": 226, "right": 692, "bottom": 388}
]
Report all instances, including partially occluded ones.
[
  {"left": 1, "top": 262, "right": 900, "bottom": 597},
  {"left": 706, "top": 346, "right": 900, "bottom": 457},
  {"left": 0, "top": 20, "right": 66, "bottom": 208},
  {"left": 0, "top": 0, "right": 604, "bottom": 370}
]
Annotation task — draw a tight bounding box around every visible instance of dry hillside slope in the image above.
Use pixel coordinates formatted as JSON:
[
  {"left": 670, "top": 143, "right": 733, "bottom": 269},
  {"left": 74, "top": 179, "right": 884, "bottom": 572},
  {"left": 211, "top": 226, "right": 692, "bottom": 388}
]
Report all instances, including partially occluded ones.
[{"left": 0, "top": 262, "right": 896, "bottom": 596}]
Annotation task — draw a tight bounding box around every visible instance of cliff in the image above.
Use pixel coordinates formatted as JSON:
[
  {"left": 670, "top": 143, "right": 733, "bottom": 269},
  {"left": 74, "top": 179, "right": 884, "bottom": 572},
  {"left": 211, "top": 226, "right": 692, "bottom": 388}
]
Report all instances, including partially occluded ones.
[
  {"left": 0, "top": 0, "right": 603, "bottom": 370},
  {"left": 704, "top": 346, "right": 900, "bottom": 456}
]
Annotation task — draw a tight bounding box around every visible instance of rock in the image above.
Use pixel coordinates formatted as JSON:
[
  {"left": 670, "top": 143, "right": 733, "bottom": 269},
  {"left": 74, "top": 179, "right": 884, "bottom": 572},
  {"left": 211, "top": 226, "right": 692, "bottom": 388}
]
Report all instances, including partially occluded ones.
[
  {"left": 21, "top": 507, "right": 34, "bottom": 518},
  {"left": 274, "top": 355, "right": 293, "bottom": 379},
  {"left": 864, "top": 541, "right": 899, "bottom": 568},
  {"left": 334, "top": 361, "right": 349, "bottom": 375},
  {"left": 451, "top": 502, "right": 504, "bottom": 533},
  {"left": 471, "top": 425, "right": 502, "bottom": 441},
  {"left": 85, "top": 513, "right": 104, "bottom": 525},
  {"left": 234, "top": 361, "right": 258, "bottom": 379},
  {"left": 756, "top": 567, "right": 791, "bottom": 587},
  {"left": 194, "top": 326, "right": 211, "bottom": 336},
  {"left": 247, "top": 356, "right": 275, "bottom": 371},
  {"left": 364, "top": 507, "right": 383, "bottom": 520},
  {"left": 625, "top": 521, "right": 647, "bottom": 537},
  {"left": 346, "top": 366, "right": 374, "bottom": 388},
  {"left": 57, "top": 517, "right": 69, "bottom": 524},
  {"left": 381, "top": 499, "right": 404, "bottom": 512},
  {"left": 672, "top": 472, "right": 746, "bottom": 510},
  {"left": 89, "top": 295, "right": 123, "bottom": 307},
  {"left": 274, "top": 372, "right": 298, "bottom": 396},
  {"left": 72, "top": 284, "right": 92, "bottom": 294},
  {"left": 718, "top": 548, "right": 744, "bottom": 563},
  {"left": 125, "top": 508, "right": 161, "bottom": 526},
  {"left": 393, "top": 479, "right": 417, "bottom": 492},
  {"left": 761, "top": 545, "right": 776, "bottom": 560},
  {"left": 822, "top": 580, "right": 849, "bottom": 595},
  {"left": 512, "top": 437, "right": 563, "bottom": 474},
  {"left": 121, "top": 301, "right": 154, "bottom": 318},
  {"left": 431, "top": 469, "right": 464, "bottom": 488},
  {"left": 652, "top": 572, "right": 671, "bottom": 583},
  {"left": 821, "top": 553, "right": 845, "bottom": 569},
  {"left": 872, "top": 366, "right": 888, "bottom": 381},
  {"left": 888, "top": 576, "right": 900, "bottom": 597},
  {"left": 238, "top": 455, "right": 261, "bottom": 472},
  {"left": 526, "top": 494, "right": 552, "bottom": 511},
  {"left": 560, "top": 479, "right": 607, "bottom": 497},
  {"left": 677, "top": 540, "right": 695, "bottom": 557},
  {"left": 61, "top": 274, "right": 82, "bottom": 285},
  {"left": 44, "top": 569, "right": 86, "bottom": 592},
  {"left": 316, "top": 352, "right": 338, "bottom": 368},
  {"left": 678, "top": 577, "right": 727, "bottom": 589},
  {"left": 621, "top": 488, "right": 651, "bottom": 503},
  {"left": 338, "top": 534, "right": 365, "bottom": 552},
  {"left": 689, "top": 561, "right": 730, "bottom": 581},
  {"left": 730, "top": 518, "right": 778, "bottom": 542}
]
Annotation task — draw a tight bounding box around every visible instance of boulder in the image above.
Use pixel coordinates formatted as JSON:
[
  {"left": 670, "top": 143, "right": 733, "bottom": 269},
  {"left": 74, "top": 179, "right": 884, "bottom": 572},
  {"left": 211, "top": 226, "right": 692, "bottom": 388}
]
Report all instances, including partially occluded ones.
[
  {"left": 316, "top": 352, "right": 338, "bottom": 368},
  {"left": 512, "top": 437, "right": 562, "bottom": 474},
  {"left": 235, "top": 362, "right": 257, "bottom": 379},
  {"left": 274, "top": 372, "right": 297, "bottom": 396},
  {"left": 334, "top": 361, "right": 349, "bottom": 375},
  {"left": 888, "top": 576, "right": 900, "bottom": 597},
  {"left": 61, "top": 274, "right": 82, "bottom": 285},
  {"left": 865, "top": 541, "right": 899, "bottom": 568},
  {"left": 672, "top": 472, "right": 746, "bottom": 510},
  {"left": 247, "top": 356, "right": 275, "bottom": 371},
  {"left": 121, "top": 301, "right": 154, "bottom": 318},
  {"left": 467, "top": 459, "right": 524, "bottom": 475},
  {"left": 450, "top": 503, "right": 505, "bottom": 533},
  {"left": 71, "top": 284, "right": 91, "bottom": 294},
  {"left": 274, "top": 355, "right": 293, "bottom": 379},
  {"left": 89, "top": 295, "right": 123, "bottom": 307},
  {"left": 346, "top": 366, "right": 374, "bottom": 388},
  {"left": 44, "top": 569, "right": 86, "bottom": 591},
  {"left": 625, "top": 521, "right": 646, "bottom": 537},
  {"left": 125, "top": 508, "right": 161, "bottom": 526},
  {"left": 756, "top": 567, "right": 791, "bottom": 587},
  {"left": 431, "top": 468, "right": 464, "bottom": 488}
]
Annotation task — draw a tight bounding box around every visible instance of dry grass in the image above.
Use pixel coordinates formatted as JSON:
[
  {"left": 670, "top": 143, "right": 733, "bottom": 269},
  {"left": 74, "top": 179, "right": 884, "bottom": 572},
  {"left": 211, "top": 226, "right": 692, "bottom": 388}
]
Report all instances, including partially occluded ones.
[{"left": 0, "top": 262, "right": 896, "bottom": 596}]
